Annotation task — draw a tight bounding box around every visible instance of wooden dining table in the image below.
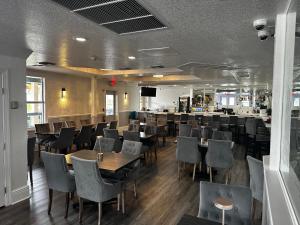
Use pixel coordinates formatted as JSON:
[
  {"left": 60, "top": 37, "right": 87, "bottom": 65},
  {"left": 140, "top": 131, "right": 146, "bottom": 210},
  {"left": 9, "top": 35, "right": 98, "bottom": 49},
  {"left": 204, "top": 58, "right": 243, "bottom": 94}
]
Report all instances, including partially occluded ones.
[
  {"left": 65, "top": 150, "right": 140, "bottom": 173},
  {"left": 177, "top": 215, "right": 221, "bottom": 225}
]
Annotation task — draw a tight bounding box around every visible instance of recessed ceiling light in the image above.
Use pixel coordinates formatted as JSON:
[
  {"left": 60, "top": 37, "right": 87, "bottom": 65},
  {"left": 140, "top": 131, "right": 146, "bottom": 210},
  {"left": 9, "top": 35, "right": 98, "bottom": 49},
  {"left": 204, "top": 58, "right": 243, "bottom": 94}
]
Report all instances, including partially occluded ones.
[
  {"left": 74, "top": 37, "right": 87, "bottom": 42},
  {"left": 128, "top": 56, "right": 136, "bottom": 60},
  {"left": 153, "top": 74, "right": 164, "bottom": 78},
  {"left": 138, "top": 74, "right": 143, "bottom": 77}
]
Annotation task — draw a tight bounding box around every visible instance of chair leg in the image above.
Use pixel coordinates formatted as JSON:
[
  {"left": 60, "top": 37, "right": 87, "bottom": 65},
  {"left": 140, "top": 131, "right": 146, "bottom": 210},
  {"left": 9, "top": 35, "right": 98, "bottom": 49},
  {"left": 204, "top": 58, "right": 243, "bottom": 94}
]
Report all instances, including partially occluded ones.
[
  {"left": 65, "top": 192, "right": 70, "bottom": 218},
  {"left": 133, "top": 180, "right": 137, "bottom": 198},
  {"left": 98, "top": 202, "right": 102, "bottom": 225},
  {"left": 252, "top": 199, "right": 256, "bottom": 221},
  {"left": 121, "top": 191, "right": 125, "bottom": 214},
  {"left": 154, "top": 145, "right": 157, "bottom": 160},
  {"left": 199, "top": 162, "right": 202, "bottom": 172},
  {"left": 192, "top": 163, "right": 196, "bottom": 181},
  {"left": 225, "top": 171, "right": 229, "bottom": 185},
  {"left": 38, "top": 144, "right": 41, "bottom": 158},
  {"left": 29, "top": 165, "right": 33, "bottom": 186},
  {"left": 48, "top": 189, "right": 53, "bottom": 215},
  {"left": 117, "top": 194, "right": 120, "bottom": 211},
  {"left": 209, "top": 167, "right": 213, "bottom": 182},
  {"left": 79, "top": 197, "right": 83, "bottom": 223}
]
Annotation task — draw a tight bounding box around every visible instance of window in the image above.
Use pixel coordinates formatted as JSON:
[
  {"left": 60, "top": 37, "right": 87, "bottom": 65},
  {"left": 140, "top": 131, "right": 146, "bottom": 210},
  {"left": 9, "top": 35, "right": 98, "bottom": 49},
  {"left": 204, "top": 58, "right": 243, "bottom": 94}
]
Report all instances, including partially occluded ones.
[
  {"left": 229, "top": 96, "right": 235, "bottom": 106},
  {"left": 26, "top": 76, "right": 45, "bottom": 128},
  {"left": 293, "top": 96, "right": 300, "bottom": 107},
  {"left": 105, "top": 92, "right": 115, "bottom": 116},
  {"left": 221, "top": 96, "right": 227, "bottom": 106}
]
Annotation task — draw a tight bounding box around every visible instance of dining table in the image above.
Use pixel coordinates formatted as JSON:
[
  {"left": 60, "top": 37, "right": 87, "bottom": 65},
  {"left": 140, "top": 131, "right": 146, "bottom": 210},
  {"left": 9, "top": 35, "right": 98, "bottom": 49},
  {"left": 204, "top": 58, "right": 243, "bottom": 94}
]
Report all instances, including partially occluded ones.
[
  {"left": 177, "top": 215, "right": 221, "bottom": 225},
  {"left": 65, "top": 150, "right": 140, "bottom": 173}
]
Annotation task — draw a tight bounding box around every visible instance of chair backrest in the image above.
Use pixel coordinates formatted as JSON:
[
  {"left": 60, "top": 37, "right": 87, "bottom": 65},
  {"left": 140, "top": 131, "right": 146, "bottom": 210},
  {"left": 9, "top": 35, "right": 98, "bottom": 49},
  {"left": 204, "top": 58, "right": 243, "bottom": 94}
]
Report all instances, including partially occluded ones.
[
  {"left": 212, "top": 130, "right": 232, "bottom": 141},
  {"left": 56, "top": 127, "right": 75, "bottom": 149},
  {"left": 208, "top": 121, "right": 220, "bottom": 130},
  {"left": 198, "top": 181, "right": 252, "bottom": 225},
  {"left": 121, "top": 140, "right": 142, "bottom": 156},
  {"left": 229, "top": 116, "right": 238, "bottom": 125},
  {"left": 109, "top": 120, "right": 118, "bottom": 129},
  {"left": 206, "top": 139, "right": 233, "bottom": 169},
  {"left": 180, "top": 114, "right": 189, "bottom": 121},
  {"left": 103, "top": 128, "right": 122, "bottom": 152},
  {"left": 167, "top": 113, "right": 174, "bottom": 121},
  {"left": 179, "top": 124, "right": 192, "bottom": 137},
  {"left": 27, "top": 137, "right": 36, "bottom": 166},
  {"left": 144, "top": 125, "right": 157, "bottom": 135},
  {"left": 220, "top": 117, "right": 229, "bottom": 125},
  {"left": 176, "top": 136, "right": 201, "bottom": 164},
  {"left": 237, "top": 117, "right": 246, "bottom": 126},
  {"left": 212, "top": 115, "right": 220, "bottom": 122},
  {"left": 245, "top": 118, "right": 256, "bottom": 135},
  {"left": 130, "top": 119, "right": 140, "bottom": 125},
  {"left": 53, "top": 122, "right": 66, "bottom": 132},
  {"left": 95, "top": 122, "right": 107, "bottom": 137},
  {"left": 199, "top": 125, "right": 213, "bottom": 140},
  {"left": 157, "top": 117, "right": 167, "bottom": 126},
  {"left": 41, "top": 151, "right": 75, "bottom": 192},
  {"left": 190, "top": 128, "right": 201, "bottom": 139},
  {"left": 71, "top": 156, "right": 103, "bottom": 203},
  {"left": 128, "top": 124, "right": 140, "bottom": 132},
  {"left": 123, "top": 131, "right": 140, "bottom": 142},
  {"left": 76, "top": 125, "right": 92, "bottom": 146},
  {"left": 93, "top": 136, "right": 115, "bottom": 152},
  {"left": 35, "top": 123, "right": 50, "bottom": 133},
  {"left": 195, "top": 115, "right": 203, "bottom": 124},
  {"left": 247, "top": 156, "right": 264, "bottom": 202},
  {"left": 66, "top": 120, "right": 76, "bottom": 128}
]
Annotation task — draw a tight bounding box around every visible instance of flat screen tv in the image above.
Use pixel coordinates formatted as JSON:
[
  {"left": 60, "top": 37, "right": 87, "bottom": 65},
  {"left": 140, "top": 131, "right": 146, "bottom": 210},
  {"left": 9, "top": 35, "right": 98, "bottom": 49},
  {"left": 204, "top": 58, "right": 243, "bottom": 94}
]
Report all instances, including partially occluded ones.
[{"left": 141, "top": 87, "right": 156, "bottom": 97}]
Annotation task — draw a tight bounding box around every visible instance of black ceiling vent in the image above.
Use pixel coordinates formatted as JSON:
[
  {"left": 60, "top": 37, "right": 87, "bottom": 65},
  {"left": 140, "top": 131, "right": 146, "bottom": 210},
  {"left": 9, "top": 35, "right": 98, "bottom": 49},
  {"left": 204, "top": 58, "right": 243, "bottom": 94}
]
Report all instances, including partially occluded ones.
[
  {"left": 32, "top": 61, "right": 56, "bottom": 67},
  {"left": 50, "top": 0, "right": 167, "bottom": 34}
]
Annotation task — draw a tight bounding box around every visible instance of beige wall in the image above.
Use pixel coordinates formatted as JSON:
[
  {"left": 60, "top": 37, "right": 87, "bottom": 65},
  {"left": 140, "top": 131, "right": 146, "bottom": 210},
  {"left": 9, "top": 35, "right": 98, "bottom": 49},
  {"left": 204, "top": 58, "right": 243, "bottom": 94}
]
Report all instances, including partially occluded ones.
[{"left": 27, "top": 69, "right": 140, "bottom": 124}]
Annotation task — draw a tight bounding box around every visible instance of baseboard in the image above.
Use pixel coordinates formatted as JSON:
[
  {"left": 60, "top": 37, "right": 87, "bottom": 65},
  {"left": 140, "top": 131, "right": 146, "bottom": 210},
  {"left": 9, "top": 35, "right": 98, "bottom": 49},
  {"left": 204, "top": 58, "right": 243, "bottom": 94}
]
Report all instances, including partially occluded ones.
[{"left": 11, "top": 185, "right": 30, "bottom": 205}]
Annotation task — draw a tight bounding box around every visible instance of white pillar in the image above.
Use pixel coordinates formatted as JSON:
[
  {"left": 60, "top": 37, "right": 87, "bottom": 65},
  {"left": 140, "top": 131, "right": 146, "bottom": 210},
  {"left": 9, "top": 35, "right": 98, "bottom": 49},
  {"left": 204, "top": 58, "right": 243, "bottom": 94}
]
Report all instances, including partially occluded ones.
[{"left": 91, "top": 76, "right": 97, "bottom": 123}]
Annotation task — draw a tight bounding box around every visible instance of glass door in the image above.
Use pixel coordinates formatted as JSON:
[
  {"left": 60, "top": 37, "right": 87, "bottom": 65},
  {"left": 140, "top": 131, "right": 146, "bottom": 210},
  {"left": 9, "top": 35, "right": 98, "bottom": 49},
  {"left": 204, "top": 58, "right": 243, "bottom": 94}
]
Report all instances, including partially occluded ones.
[{"left": 105, "top": 91, "right": 116, "bottom": 121}]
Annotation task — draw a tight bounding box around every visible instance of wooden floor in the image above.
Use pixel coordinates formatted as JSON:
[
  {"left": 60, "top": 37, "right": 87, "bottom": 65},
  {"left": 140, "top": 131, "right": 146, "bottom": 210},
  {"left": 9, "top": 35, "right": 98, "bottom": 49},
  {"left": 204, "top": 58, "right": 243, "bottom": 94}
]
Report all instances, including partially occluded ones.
[{"left": 0, "top": 137, "right": 254, "bottom": 225}]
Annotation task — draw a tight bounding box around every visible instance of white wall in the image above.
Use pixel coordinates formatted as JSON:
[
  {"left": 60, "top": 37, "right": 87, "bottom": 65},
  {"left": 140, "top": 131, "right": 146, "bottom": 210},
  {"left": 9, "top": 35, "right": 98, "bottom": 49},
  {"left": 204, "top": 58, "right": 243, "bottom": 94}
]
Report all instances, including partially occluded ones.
[
  {"left": 0, "top": 54, "right": 30, "bottom": 204},
  {"left": 148, "top": 86, "right": 190, "bottom": 111}
]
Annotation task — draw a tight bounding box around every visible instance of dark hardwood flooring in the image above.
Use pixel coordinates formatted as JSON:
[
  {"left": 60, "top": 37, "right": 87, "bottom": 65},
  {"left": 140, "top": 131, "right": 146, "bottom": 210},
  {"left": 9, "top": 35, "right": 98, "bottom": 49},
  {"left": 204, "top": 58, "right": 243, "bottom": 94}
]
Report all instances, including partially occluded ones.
[{"left": 0, "top": 137, "right": 257, "bottom": 225}]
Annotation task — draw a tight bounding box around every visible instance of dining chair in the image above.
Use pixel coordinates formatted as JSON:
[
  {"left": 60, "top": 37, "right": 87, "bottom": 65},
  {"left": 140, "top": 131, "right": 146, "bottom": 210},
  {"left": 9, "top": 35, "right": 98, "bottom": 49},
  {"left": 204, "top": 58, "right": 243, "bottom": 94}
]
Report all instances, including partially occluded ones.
[
  {"left": 71, "top": 156, "right": 124, "bottom": 225},
  {"left": 27, "top": 137, "right": 36, "bottom": 186},
  {"left": 41, "top": 152, "right": 76, "bottom": 218},
  {"left": 93, "top": 136, "right": 116, "bottom": 153},
  {"left": 53, "top": 121, "right": 66, "bottom": 133},
  {"left": 35, "top": 123, "right": 51, "bottom": 157},
  {"left": 74, "top": 125, "right": 92, "bottom": 150},
  {"left": 245, "top": 118, "right": 258, "bottom": 157},
  {"left": 121, "top": 140, "right": 143, "bottom": 198},
  {"left": 247, "top": 156, "right": 264, "bottom": 219},
  {"left": 198, "top": 181, "right": 252, "bottom": 225},
  {"left": 179, "top": 124, "right": 192, "bottom": 137},
  {"left": 144, "top": 125, "right": 158, "bottom": 160},
  {"left": 176, "top": 136, "right": 201, "bottom": 181},
  {"left": 190, "top": 128, "right": 201, "bottom": 139},
  {"left": 206, "top": 139, "right": 234, "bottom": 184},
  {"left": 91, "top": 122, "right": 108, "bottom": 147},
  {"left": 47, "top": 127, "right": 75, "bottom": 154},
  {"left": 109, "top": 120, "right": 118, "bottom": 129},
  {"left": 80, "top": 118, "right": 91, "bottom": 126},
  {"left": 128, "top": 124, "right": 140, "bottom": 132},
  {"left": 65, "top": 120, "right": 76, "bottom": 128},
  {"left": 103, "top": 128, "right": 122, "bottom": 152},
  {"left": 212, "top": 130, "right": 232, "bottom": 141}
]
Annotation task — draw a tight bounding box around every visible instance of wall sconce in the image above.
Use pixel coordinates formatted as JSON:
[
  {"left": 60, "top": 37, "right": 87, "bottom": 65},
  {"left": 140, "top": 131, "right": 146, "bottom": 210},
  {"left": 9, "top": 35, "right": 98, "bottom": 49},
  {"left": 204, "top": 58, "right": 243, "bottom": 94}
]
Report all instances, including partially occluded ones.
[
  {"left": 61, "top": 88, "right": 66, "bottom": 98},
  {"left": 124, "top": 92, "right": 128, "bottom": 99}
]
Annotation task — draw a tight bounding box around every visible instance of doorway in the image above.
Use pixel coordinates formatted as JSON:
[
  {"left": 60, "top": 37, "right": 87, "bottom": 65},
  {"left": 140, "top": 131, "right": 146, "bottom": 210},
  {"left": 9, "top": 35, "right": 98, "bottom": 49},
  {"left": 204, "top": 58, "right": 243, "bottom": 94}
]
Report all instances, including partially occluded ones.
[
  {"left": 105, "top": 91, "right": 116, "bottom": 122},
  {"left": 0, "top": 72, "right": 6, "bottom": 207}
]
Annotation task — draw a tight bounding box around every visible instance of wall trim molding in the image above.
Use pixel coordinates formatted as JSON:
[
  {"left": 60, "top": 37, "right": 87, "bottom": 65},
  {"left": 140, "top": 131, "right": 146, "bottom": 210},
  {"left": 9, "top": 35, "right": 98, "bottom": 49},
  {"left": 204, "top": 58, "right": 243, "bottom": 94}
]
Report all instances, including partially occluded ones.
[
  {"left": 47, "top": 112, "right": 105, "bottom": 118},
  {"left": 11, "top": 185, "right": 30, "bottom": 205}
]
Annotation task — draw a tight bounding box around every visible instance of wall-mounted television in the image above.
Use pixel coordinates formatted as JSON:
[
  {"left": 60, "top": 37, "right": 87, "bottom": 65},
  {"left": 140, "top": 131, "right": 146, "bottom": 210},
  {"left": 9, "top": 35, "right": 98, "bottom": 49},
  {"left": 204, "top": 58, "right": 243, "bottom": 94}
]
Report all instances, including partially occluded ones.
[{"left": 141, "top": 87, "right": 156, "bottom": 97}]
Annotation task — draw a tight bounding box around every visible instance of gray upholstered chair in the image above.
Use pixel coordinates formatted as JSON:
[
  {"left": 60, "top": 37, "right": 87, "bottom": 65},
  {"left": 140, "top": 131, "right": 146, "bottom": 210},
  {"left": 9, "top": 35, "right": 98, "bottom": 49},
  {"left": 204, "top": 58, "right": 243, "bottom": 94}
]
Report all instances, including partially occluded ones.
[
  {"left": 71, "top": 156, "right": 124, "bottom": 225},
  {"left": 109, "top": 120, "right": 118, "bottom": 129},
  {"left": 190, "top": 128, "right": 201, "bottom": 139},
  {"left": 198, "top": 181, "right": 252, "bottom": 225},
  {"left": 212, "top": 130, "right": 233, "bottom": 141},
  {"left": 179, "top": 124, "right": 192, "bottom": 137},
  {"left": 176, "top": 136, "right": 201, "bottom": 181},
  {"left": 93, "top": 136, "right": 115, "bottom": 153},
  {"left": 128, "top": 123, "right": 140, "bottom": 132},
  {"left": 103, "top": 128, "right": 122, "bottom": 152},
  {"left": 47, "top": 127, "right": 75, "bottom": 154},
  {"left": 91, "top": 122, "right": 108, "bottom": 147},
  {"left": 247, "top": 156, "right": 264, "bottom": 217},
  {"left": 27, "top": 137, "right": 36, "bottom": 186},
  {"left": 74, "top": 125, "right": 92, "bottom": 150},
  {"left": 123, "top": 131, "right": 140, "bottom": 142},
  {"left": 121, "top": 140, "right": 143, "bottom": 198},
  {"left": 206, "top": 139, "right": 234, "bottom": 184},
  {"left": 41, "top": 151, "right": 76, "bottom": 218}
]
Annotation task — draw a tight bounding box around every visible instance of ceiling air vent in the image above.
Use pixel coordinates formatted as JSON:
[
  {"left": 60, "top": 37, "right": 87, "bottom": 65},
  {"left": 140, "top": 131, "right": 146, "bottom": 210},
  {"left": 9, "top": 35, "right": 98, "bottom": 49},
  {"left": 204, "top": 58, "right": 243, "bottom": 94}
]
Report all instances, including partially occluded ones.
[
  {"left": 50, "top": 0, "right": 167, "bottom": 34},
  {"left": 32, "top": 61, "right": 56, "bottom": 67}
]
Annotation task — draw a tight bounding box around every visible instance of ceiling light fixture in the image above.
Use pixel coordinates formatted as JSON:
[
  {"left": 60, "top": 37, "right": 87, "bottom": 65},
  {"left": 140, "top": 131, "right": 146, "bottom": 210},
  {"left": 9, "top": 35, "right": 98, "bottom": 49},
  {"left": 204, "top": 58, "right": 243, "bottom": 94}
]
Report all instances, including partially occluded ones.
[
  {"left": 128, "top": 56, "right": 136, "bottom": 60},
  {"left": 74, "top": 37, "right": 87, "bottom": 42},
  {"left": 153, "top": 74, "right": 164, "bottom": 78}
]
